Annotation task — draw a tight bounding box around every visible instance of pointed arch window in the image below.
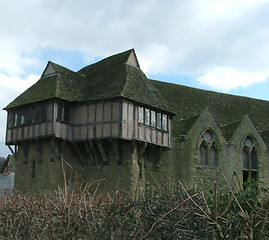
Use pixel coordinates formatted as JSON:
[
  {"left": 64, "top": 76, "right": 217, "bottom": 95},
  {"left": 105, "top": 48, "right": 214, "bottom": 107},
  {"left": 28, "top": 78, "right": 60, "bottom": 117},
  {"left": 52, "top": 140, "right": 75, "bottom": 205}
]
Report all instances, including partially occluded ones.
[
  {"left": 200, "top": 141, "right": 207, "bottom": 165},
  {"left": 199, "top": 130, "right": 218, "bottom": 166},
  {"left": 242, "top": 136, "right": 258, "bottom": 183}
]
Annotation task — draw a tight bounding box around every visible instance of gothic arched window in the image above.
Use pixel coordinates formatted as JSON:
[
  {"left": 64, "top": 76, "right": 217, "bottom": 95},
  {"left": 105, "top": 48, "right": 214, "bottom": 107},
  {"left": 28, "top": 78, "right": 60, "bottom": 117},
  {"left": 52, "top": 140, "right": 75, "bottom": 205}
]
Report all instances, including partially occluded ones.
[
  {"left": 199, "top": 130, "right": 218, "bottom": 166},
  {"left": 242, "top": 136, "right": 258, "bottom": 183}
]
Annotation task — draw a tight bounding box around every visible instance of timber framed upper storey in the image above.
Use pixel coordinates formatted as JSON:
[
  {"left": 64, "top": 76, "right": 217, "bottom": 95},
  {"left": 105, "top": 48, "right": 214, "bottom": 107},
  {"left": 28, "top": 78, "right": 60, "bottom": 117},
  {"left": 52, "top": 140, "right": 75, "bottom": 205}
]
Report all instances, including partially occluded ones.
[{"left": 4, "top": 49, "right": 174, "bottom": 148}]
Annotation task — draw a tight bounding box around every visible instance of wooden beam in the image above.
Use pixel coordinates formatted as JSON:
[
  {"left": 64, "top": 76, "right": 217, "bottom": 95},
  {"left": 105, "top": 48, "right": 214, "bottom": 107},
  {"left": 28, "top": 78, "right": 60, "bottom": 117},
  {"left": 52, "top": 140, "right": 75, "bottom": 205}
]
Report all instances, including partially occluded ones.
[
  {"left": 14, "top": 143, "right": 18, "bottom": 162},
  {"left": 110, "top": 140, "right": 121, "bottom": 163},
  {"left": 96, "top": 140, "right": 108, "bottom": 163},
  {"left": 8, "top": 145, "right": 15, "bottom": 155},
  {"left": 72, "top": 141, "right": 84, "bottom": 167},
  {"left": 89, "top": 140, "right": 102, "bottom": 170},
  {"left": 84, "top": 141, "right": 96, "bottom": 166}
]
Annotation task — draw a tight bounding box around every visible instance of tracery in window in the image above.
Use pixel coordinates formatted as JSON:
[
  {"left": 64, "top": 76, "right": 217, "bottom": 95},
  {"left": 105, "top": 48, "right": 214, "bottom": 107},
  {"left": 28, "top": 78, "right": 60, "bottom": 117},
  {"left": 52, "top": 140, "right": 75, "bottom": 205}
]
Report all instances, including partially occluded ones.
[
  {"left": 242, "top": 136, "right": 258, "bottom": 183},
  {"left": 199, "top": 130, "right": 218, "bottom": 166}
]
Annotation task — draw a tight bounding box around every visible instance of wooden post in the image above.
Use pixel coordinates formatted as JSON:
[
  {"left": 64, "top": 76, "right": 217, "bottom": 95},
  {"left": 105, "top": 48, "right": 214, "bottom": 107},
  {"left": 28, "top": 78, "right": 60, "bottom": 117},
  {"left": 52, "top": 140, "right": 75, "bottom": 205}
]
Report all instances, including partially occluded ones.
[
  {"left": 84, "top": 141, "right": 96, "bottom": 166},
  {"left": 72, "top": 141, "right": 84, "bottom": 167},
  {"left": 89, "top": 140, "right": 102, "bottom": 170},
  {"left": 96, "top": 140, "right": 108, "bottom": 164},
  {"left": 8, "top": 145, "right": 15, "bottom": 155},
  {"left": 110, "top": 140, "right": 121, "bottom": 163}
]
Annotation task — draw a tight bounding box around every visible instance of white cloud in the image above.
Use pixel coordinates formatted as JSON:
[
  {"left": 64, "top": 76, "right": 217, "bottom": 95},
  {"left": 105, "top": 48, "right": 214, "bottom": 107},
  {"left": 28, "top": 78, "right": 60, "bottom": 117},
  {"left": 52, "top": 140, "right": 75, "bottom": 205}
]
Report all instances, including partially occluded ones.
[
  {"left": 196, "top": 67, "right": 269, "bottom": 91},
  {"left": 0, "top": 73, "right": 39, "bottom": 144}
]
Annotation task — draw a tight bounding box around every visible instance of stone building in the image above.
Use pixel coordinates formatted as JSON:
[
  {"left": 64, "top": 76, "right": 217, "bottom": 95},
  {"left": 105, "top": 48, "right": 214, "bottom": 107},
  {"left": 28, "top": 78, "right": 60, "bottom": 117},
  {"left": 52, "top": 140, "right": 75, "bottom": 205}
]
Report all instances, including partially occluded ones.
[{"left": 3, "top": 49, "right": 269, "bottom": 192}]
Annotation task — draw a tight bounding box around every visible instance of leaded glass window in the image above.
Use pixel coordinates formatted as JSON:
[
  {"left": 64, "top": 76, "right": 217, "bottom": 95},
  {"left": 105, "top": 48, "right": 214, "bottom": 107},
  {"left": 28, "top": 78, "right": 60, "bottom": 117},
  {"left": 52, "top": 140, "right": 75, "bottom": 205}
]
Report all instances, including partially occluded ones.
[
  {"left": 210, "top": 145, "right": 217, "bottom": 166},
  {"left": 57, "top": 102, "right": 70, "bottom": 122},
  {"left": 151, "top": 110, "right": 156, "bottom": 127},
  {"left": 200, "top": 141, "right": 207, "bottom": 165},
  {"left": 145, "top": 108, "right": 150, "bottom": 126},
  {"left": 162, "top": 114, "right": 167, "bottom": 131},
  {"left": 14, "top": 114, "right": 19, "bottom": 127},
  {"left": 242, "top": 136, "right": 258, "bottom": 183},
  {"left": 242, "top": 147, "right": 248, "bottom": 169},
  {"left": 157, "top": 113, "right": 162, "bottom": 129},
  {"left": 199, "top": 130, "right": 218, "bottom": 166},
  {"left": 138, "top": 106, "right": 144, "bottom": 123}
]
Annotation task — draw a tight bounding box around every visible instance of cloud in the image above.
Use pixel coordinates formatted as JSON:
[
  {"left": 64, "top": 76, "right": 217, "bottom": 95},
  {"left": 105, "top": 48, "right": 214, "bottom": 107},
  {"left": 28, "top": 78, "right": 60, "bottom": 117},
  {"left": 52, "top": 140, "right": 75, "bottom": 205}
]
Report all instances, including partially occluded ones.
[
  {"left": 196, "top": 67, "right": 269, "bottom": 91},
  {"left": 0, "top": 73, "right": 39, "bottom": 143},
  {"left": 0, "top": 0, "right": 269, "bottom": 81}
]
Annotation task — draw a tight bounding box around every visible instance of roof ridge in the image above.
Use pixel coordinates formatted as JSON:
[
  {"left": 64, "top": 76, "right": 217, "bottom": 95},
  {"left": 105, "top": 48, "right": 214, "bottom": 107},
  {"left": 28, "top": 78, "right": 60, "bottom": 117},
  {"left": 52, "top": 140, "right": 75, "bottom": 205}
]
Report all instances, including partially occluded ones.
[{"left": 78, "top": 49, "right": 133, "bottom": 74}]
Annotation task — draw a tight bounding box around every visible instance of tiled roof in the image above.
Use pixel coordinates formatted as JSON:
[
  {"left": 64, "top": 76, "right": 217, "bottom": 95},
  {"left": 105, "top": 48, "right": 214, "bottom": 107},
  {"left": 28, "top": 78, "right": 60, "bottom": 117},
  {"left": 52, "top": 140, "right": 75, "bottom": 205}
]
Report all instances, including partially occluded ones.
[
  {"left": 4, "top": 49, "right": 173, "bottom": 113},
  {"left": 151, "top": 80, "right": 269, "bottom": 144}
]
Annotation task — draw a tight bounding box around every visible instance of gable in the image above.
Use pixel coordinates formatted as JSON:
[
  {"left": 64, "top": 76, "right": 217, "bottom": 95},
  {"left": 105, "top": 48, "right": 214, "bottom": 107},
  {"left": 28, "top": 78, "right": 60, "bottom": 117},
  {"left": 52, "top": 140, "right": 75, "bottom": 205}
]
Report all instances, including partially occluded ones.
[
  {"left": 230, "top": 115, "right": 267, "bottom": 150},
  {"left": 127, "top": 50, "right": 140, "bottom": 68},
  {"left": 42, "top": 62, "right": 56, "bottom": 77},
  {"left": 187, "top": 108, "right": 225, "bottom": 146}
]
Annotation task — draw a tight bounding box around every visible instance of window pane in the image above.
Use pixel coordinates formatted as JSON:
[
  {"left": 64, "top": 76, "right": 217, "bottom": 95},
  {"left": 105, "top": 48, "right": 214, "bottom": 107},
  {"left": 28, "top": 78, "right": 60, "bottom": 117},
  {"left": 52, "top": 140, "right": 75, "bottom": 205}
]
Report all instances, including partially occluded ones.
[
  {"left": 157, "top": 113, "right": 161, "bottom": 129},
  {"left": 138, "top": 107, "right": 144, "bottom": 123},
  {"left": 162, "top": 114, "right": 167, "bottom": 131},
  {"left": 242, "top": 147, "right": 248, "bottom": 169},
  {"left": 251, "top": 148, "right": 258, "bottom": 170},
  {"left": 64, "top": 105, "right": 70, "bottom": 122},
  {"left": 200, "top": 142, "right": 207, "bottom": 165},
  {"left": 210, "top": 145, "right": 217, "bottom": 166},
  {"left": 15, "top": 113, "right": 20, "bottom": 127},
  {"left": 151, "top": 110, "right": 156, "bottom": 127},
  {"left": 25, "top": 108, "right": 33, "bottom": 124},
  {"left": 204, "top": 131, "right": 212, "bottom": 141},
  {"left": 34, "top": 106, "right": 42, "bottom": 122},
  {"left": 57, "top": 103, "right": 63, "bottom": 121},
  {"left": 40, "top": 104, "right": 48, "bottom": 121},
  {"left": 21, "top": 109, "right": 26, "bottom": 125},
  {"left": 8, "top": 112, "right": 14, "bottom": 127},
  {"left": 145, "top": 108, "right": 150, "bottom": 126},
  {"left": 245, "top": 137, "right": 253, "bottom": 147}
]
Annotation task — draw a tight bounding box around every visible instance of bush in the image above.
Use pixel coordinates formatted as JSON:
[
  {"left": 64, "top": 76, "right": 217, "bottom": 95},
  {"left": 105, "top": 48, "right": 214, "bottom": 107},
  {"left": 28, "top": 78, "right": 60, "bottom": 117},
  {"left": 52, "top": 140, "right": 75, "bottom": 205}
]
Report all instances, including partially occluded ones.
[{"left": 0, "top": 180, "right": 268, "bottom": 239}]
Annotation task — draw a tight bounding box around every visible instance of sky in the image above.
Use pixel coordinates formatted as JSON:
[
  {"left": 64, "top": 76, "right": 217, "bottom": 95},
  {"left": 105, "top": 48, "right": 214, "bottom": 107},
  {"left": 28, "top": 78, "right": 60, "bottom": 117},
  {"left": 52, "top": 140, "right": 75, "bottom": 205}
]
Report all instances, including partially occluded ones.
[{"left": 1, "top": 0, "right": 269, "bottom": 157}]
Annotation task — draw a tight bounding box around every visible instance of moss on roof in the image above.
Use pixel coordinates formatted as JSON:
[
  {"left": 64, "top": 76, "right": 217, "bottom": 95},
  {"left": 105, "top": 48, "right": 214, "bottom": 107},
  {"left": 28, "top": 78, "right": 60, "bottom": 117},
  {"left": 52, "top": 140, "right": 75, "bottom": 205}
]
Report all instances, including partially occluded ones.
[
  {"left": 151, "top": 80, "right": 269, "bottom": 144},
  {"left": 220, "top": 121, "right": 241, "bottom": 141},
  {"left": 4, "top": 62, "right": 83, "bottom": 109},
  {"left": 4, "top": 49, "right": 173, "bottom": 113},
  {"left": 178, "top": 115, "right": 199, "bottom": 135}
]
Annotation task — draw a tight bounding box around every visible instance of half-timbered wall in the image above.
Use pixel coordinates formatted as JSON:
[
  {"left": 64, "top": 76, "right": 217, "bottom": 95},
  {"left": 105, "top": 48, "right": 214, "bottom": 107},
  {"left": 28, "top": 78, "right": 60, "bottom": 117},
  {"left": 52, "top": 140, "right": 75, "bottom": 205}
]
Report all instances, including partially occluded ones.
[
  {"left": 72, "top": 101, "right": 122, "bottom": 140},
  {"left": 130, "top": 102, "right": 172, "bottom": 148},
  {"left": 6, "top": 101, "right": 54, "bottom": 144},
  {"left": 6, "top": 99, "right": 172, "bottom": 148}
]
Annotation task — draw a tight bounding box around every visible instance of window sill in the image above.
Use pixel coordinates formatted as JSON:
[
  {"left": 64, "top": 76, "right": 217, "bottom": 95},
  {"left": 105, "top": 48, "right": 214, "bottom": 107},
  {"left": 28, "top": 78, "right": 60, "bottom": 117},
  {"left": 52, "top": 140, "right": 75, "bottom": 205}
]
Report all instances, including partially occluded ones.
[{"left": 138, "top": 123, "right": 168, "bottom": 133}]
